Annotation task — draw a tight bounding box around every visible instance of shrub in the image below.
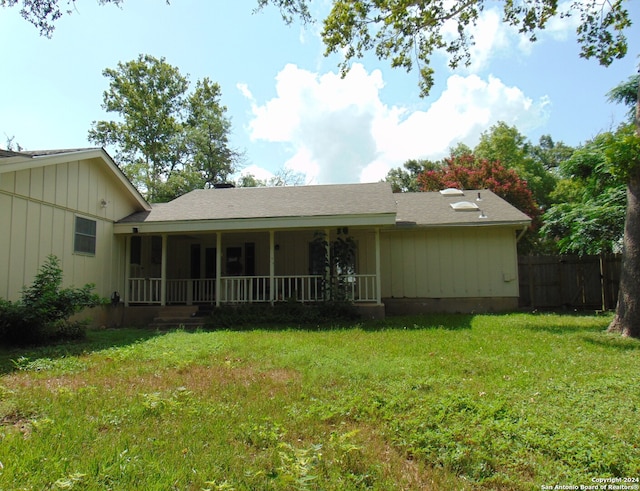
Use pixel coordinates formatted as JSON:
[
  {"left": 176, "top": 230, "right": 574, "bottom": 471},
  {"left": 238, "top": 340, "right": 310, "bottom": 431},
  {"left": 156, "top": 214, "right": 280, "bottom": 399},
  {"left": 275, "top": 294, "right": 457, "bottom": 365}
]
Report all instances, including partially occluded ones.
[
  {"left": 206, "top": 301, "right": 360, "bottom": 329},
  {"left": 0, "top": 255, "right": 104, "bottom": 346}
]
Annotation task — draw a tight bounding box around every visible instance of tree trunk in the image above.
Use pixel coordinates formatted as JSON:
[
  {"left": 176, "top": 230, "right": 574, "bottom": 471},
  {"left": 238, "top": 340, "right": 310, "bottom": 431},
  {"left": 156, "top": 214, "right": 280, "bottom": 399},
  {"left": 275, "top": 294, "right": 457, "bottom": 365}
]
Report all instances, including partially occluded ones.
[
  {"left": 608, "top": 173, "right": 640, "bottom": 337},
  {"left": 608, "top": 72, "right": 640, "bottom": 338}
]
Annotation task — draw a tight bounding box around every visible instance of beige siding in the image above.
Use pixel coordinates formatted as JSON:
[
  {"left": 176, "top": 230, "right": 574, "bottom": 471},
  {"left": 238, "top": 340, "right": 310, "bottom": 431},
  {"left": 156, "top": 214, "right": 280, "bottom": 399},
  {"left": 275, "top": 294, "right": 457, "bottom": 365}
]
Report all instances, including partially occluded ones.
[
  {"left": 380, "top": 227, "right": 520, "bottom": 299},
  {"left": 0, "top": 157, "right": 140, "bottom": 301},
  {"left": 141, "top": 229, "right": 380, "bottom": 280},
  {"left": 275, "top": 230, "right": 315, "bottom": 276}
]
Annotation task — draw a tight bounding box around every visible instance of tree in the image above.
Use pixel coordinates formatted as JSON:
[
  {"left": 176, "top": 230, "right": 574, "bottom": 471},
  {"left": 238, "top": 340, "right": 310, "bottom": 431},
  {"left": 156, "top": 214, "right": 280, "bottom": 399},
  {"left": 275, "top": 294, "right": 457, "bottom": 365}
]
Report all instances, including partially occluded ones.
[
  {"left": 267, "top": 167, "right": 306, "bottom": 186},
  {"left": 474, "top": 122, "right": 558, "bottom": 208},
  {"left": 235, "top": 167, "right": 306, "bottom": 188},
  {"left": 186, "top": 78, "right": 240, "bottom": 188},
  {"left": 260, "top": 0, "right": 631, "bottom": 97},
  {"left": 4, "top": 134, "right": 23, "bottom": 152},
  {"left": 11, "top": 2, "right": 632, "bottom": 89},
  {"left": 1, "top": 0, "right": 163, "bottom": 36},
  {"left": 604, "top": 74, "right": 640, "bottom": 338},
  {"left": 88, "top": 55, "right": 239, "bottom": 202},
  {"left": 531, "top": 134, "right": 576, "bottom": 173},
  {"left": 236, "top": 173, "right": 267, "bottom": 188},
  {"left": 540, "top": 132, "right": 627, "bottom": 255},
  {"left": 384, "top": 158, "right": 439, "bottom": 192}
]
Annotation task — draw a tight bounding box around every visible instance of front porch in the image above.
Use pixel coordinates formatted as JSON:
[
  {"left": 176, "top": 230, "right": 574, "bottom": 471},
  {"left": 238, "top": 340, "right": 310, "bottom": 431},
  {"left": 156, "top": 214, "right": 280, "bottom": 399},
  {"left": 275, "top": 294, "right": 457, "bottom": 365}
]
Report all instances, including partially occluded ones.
[
  {"left": 122, "top": 228, "right": 383, "bottom": 307},
  {"left": 128, "top": 274, "right": 379, "bottom": 305}
]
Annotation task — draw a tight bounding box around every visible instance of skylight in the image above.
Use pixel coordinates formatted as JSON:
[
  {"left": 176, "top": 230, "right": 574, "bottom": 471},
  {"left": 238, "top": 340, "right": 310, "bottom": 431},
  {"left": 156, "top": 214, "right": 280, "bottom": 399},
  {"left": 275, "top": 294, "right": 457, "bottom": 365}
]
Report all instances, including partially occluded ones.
[
  {"left": 439, "top": 188, "right": 464, "bottom": 196},
  {"left": 450, "top": 201, "right": 479, "bottom": 211}
]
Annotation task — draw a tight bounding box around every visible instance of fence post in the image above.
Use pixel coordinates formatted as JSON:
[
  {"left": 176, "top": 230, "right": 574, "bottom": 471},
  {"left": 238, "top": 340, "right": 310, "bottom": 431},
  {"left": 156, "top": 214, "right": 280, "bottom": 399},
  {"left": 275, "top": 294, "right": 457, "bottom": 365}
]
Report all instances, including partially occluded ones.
[{"left": 528, "top": 256, "right": 535, "bottom": 309}]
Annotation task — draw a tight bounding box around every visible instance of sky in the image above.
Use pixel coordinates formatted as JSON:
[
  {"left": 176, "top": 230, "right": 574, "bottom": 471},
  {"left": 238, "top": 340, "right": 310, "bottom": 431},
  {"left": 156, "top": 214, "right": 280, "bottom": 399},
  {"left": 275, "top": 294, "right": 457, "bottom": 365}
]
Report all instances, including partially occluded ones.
[{"left": 1, "top": 0, "right": 639, "bottom": 185}]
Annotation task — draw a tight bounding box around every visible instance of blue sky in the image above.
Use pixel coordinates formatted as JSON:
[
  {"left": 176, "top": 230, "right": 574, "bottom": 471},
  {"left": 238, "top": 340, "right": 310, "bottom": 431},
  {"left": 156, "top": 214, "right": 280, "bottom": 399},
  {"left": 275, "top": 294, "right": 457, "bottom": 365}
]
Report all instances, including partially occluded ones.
[{"left": 1, "top": 0, "right": 638, "bottom": 185}]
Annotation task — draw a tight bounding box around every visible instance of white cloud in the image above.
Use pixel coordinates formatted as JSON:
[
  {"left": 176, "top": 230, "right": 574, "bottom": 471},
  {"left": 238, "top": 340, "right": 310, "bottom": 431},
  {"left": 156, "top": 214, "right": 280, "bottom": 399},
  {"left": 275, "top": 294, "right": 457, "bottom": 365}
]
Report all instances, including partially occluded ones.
[
  {"left": 441, "top": 3, "right": 581, "bottom": 73},
  {"left": 238, "top": 164, "right": 274, "bottom": 182},
  {"left": 241, "top": 64, "right": 550, "bottom": 184},
  {"left": 236, "top": 82, "right": 254, "bottom": 102}
]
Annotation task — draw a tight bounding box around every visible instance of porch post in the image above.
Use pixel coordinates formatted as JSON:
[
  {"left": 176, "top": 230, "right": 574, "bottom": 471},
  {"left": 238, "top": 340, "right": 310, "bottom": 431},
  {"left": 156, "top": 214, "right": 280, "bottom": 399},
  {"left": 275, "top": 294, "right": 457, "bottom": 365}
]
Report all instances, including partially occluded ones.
[
  {"left": 324, "top": 228, "right": 331, "bottom": 300},
  {"left": 124, "top": 235, "right": 131, "bottom": 307},
  {"left": 375, "top": 227, "right": 382, "bottom": 305},
  {"left": 269, "top": 230, "right": 275, "bottom": 306},
  {"left": 160, "top": 234, "right": 168, "bottom": 306},
  {"left": 216, "top": 232, "right": 222, "bottom": 307}
]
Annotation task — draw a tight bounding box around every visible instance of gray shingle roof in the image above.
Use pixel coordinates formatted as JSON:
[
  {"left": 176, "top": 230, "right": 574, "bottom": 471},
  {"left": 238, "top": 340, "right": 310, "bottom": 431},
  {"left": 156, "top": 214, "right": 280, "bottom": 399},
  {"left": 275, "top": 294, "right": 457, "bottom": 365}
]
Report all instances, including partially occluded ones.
[
  {"left": 0, "top": 149, "right": 29, "bottom": 158},
  {"left": 394, "top": 189, "right": 531, "bottom": 227},
  {"left": 0, "top": 148, "right": 99, "bottom": 159},
  {"left": 118, "top": 184, "right": 530, "bottom": 230},
  {"left": 119, "top": 182, "right": 398, "bottom": 223}
]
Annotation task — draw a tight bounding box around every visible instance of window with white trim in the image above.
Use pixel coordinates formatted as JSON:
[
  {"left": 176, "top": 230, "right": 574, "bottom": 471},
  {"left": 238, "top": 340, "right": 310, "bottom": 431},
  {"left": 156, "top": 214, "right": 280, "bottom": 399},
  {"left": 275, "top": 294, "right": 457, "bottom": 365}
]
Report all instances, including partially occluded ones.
[{"left": 74, "top": 216, "right": 96, "bottom": 255}]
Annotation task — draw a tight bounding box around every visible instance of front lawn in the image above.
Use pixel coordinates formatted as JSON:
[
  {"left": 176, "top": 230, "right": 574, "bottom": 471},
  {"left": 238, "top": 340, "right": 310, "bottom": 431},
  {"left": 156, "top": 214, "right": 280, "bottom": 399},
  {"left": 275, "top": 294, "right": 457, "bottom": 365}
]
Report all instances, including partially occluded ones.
[{"left": 0, "top": 313, "right": 638, "bottom": 490}]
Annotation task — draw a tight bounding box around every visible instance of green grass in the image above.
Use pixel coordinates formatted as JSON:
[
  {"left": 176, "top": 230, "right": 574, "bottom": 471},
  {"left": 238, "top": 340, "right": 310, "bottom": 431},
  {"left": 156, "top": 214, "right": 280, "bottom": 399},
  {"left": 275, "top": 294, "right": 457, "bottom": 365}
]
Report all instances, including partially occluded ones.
[{"left": 0, "top": 313, "right": 638, "bottom": 490}]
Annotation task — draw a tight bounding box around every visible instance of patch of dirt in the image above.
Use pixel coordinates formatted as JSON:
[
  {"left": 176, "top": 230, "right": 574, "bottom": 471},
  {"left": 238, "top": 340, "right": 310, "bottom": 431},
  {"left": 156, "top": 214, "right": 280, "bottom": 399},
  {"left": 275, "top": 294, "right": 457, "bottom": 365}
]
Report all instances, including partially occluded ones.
[{"left": 0, "top": 410, "right": 33, "bottom": 438}]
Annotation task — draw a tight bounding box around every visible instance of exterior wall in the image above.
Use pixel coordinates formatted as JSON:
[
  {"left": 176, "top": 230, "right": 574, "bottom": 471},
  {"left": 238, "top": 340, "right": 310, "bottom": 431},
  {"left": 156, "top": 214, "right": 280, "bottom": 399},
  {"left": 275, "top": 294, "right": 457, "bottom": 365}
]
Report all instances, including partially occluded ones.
[
  {"left": 379, "top": 227, "right": 520, "bottom": 308},
  {"left": 274, "top": 229, "right": 377, "bottom": 276},
  {"left": 383, "top": 297, "right": 518, "bottom": 315},
  {"left": 0, "top": 157, "right": 139, "bottom": 302},
  {"left": 139, "top": 229, "right": 378, "bottom": 280}
]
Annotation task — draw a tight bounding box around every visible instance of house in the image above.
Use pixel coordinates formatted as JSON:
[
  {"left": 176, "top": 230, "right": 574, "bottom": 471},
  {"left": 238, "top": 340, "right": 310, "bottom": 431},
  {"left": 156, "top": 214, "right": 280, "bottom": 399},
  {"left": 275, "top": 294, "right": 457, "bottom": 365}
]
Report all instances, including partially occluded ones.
[{"left": 1, "top": 148, "right": 531, "bottom": 325}]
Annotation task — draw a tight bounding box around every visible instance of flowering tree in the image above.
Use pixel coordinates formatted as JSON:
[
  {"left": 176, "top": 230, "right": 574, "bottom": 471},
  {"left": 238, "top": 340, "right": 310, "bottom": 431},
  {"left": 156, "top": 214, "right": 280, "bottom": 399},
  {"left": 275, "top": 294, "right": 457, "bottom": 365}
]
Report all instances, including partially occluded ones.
[{"left": 417, "top": 154, "right": 540, "bottom": 226}]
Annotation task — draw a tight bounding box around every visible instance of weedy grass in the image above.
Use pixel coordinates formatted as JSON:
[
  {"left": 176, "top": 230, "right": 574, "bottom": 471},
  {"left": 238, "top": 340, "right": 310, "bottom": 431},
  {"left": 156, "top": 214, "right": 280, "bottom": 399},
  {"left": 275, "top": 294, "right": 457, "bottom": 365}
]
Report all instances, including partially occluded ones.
[{"left": 0, "top": 313, "right": 638, "bottom": 490}]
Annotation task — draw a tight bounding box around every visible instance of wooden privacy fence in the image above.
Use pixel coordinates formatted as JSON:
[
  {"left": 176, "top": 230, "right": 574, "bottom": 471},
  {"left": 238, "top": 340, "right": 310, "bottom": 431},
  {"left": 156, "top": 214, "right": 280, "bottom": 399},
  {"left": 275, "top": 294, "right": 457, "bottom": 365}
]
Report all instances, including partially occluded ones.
[{"left": 518, "top": 255, "right": 621, "bottom": 311}]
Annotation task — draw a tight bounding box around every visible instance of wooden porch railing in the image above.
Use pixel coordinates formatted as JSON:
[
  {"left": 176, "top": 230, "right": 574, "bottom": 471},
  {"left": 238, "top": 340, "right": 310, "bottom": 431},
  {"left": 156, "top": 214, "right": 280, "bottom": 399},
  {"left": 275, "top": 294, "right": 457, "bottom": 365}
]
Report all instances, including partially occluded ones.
[
  {"left": 129, "top": 278, "right": 162, "bottom": 304},
  {"left": 128, "top": 274, "right": 378, "bottom": 305}
]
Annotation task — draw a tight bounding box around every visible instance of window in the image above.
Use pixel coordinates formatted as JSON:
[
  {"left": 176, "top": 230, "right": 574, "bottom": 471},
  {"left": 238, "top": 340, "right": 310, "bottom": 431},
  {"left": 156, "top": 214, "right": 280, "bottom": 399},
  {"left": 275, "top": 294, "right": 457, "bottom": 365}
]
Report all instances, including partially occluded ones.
[
  {"left": 74, "top": 217, "right": 96, "bottom": 255},
  {"left": 309, "top": 240, "right": 326, "bottom": 275},
  {"left": 226, "top": 247, "right": 243, "bottom": 276},
  {"left": 130, "top": 236, "right": 142, "bottom": 265}
]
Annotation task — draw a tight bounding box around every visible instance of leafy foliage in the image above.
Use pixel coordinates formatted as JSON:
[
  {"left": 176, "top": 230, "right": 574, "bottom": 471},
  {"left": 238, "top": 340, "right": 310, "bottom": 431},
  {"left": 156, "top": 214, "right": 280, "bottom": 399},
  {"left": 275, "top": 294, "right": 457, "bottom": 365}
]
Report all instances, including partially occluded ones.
[
  {"left": 542, "top": 187, "right": 626, "bottom": 255},
  {"left": 310, "top": 230, "right": 358, "bottom": 302},
  {"left": 474, "top": 122, "right": 559, "bottom": 207},
  {"left": 541, "top": 128, "right": 632, "bottom": 255},
  {"left": 384, "top": 125, "right": 572, "bottom": 211},
  {"left": 417, "top": 153, "right": 540, "bottom": 225},
  {"left": 7, "top": 1, "right": 632, "bottom": 98},
  {"left": 88, "top": 55, "right": 241, "bottom": 202},
  {"left": 0, "top": 255, "right": 104, "bottom": 346},
  {"left": 261, "top": 0, "right": 631, "bottom": 97},
  {"left": 385, "top": 158, "right": 439, "bottom": 193},
  {"left": 607, "top": 73, "right": 640, "bottom": 122}
]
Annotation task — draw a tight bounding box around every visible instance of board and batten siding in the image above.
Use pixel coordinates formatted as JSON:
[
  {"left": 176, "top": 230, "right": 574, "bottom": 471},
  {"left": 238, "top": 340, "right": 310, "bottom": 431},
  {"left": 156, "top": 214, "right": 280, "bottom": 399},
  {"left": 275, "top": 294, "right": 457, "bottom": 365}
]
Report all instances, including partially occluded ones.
[
  {"left": 0, "top": 157, "right": 139, "bottom": 302},
  {"left": 379, "top": 227, "right": 519, "bottom": 299}
]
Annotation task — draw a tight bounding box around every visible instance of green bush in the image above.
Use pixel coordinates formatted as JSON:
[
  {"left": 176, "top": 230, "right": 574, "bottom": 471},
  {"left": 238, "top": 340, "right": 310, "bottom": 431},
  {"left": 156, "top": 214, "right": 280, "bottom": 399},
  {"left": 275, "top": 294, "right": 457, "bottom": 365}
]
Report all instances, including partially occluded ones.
[
  {"left": 206, "top": 300, "right": 360, "bottom": 329},
  {"left": 0, "top": 255, "right": 104, "bottom": 346}
]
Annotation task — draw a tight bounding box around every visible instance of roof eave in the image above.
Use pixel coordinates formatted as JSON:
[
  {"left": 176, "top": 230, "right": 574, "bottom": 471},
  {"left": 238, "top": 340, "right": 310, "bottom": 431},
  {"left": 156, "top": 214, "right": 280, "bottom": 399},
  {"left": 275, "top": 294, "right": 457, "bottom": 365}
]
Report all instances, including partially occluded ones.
[
  {"left": 114, "top": 212, "right": 397, "bottom": 234},
  {"left": 391, "top": 219, "right": 531, "bottom": 230},
  {"left": 0, "top": 148, "right": 150, "bottom": 212}
]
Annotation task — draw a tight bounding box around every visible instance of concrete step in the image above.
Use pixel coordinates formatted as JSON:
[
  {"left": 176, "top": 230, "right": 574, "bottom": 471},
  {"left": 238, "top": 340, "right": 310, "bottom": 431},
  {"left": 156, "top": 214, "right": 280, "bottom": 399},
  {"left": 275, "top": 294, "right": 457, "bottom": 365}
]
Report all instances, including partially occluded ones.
[
  {"left": 149, "top": 305, "right": 205, "bottom": 329},
  {"left": 149, "top": 318, "right": 207, "bottom": 329},
  {"left": 159, "top": 306, "right": 199, "bottom": 317}
]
